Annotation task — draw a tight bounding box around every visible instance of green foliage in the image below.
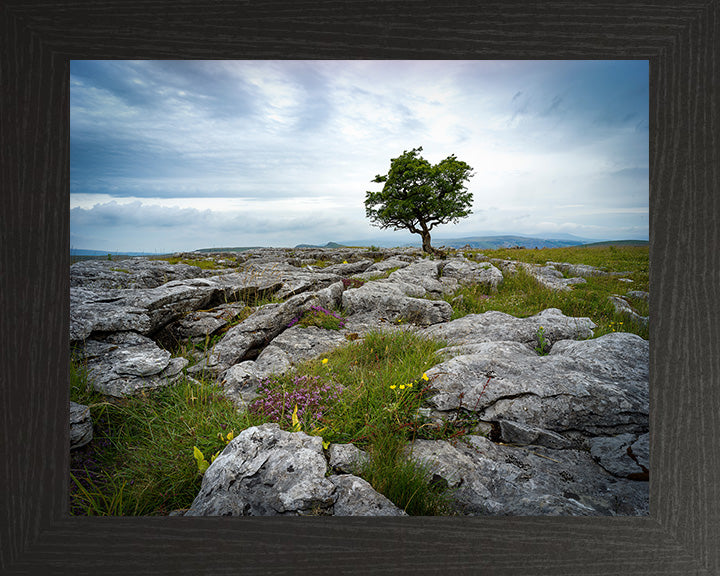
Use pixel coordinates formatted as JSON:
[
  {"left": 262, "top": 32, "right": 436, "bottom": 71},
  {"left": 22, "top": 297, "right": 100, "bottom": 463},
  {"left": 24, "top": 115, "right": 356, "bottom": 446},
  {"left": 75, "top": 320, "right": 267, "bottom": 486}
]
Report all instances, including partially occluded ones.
[
  {"left": 69, "top": 366, "right": 266, "bottom": 516},
  {"left": 535, "top": 326, "right": 549, "bottom": 355},
  {"left": 365, "top": 147, "right": 474, "bottom": 253}
]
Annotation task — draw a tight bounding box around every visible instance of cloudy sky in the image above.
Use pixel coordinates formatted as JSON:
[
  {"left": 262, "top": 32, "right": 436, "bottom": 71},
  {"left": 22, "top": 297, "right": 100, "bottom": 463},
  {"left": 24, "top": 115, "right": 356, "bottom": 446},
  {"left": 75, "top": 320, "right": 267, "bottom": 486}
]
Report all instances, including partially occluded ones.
[{"left": 70, "top": 60, "right": 649, "bottom": 252}]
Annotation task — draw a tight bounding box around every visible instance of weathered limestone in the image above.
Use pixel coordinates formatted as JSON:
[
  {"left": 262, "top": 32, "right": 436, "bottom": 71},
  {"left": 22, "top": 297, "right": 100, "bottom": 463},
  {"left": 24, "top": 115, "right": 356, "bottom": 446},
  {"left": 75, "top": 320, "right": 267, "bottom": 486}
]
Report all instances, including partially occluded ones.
[
  {"left": 79, "top": 331, "right": 188, "bottom": 396},
  {"left": 408, "top": 436, "right": 648, "bottom": 516},
  {"left": 71, "top": 257, "right": 208, "bottom": 289},
  {"left": 609, "top": 295, "right": 649, "bottom": 326},
  {"left": 425, "top": 332, "right": 648, "bottom": 440},
  {"left": 546, "top": 261, "right": 609, "bottom": 278},
  {"left": 185, "top": 424, "right": 404, "bottom": 516},
  {"left": 70, "top": 248, "right": 649, "bottom": 517},
  {"left": 329, "top": 475, "right": 407, "bottom": 516},
  {"left": 327, "top": 443, "right": 367, "bottom": 475},
  {"left": 424, "top": 307, "right": 596, "bottom": 354},
  {"left": 342, "top": 280, "right": 452, "bottom": 326},
  {"left": 70, "top": 401, "right": 93, "bottom": 449}
]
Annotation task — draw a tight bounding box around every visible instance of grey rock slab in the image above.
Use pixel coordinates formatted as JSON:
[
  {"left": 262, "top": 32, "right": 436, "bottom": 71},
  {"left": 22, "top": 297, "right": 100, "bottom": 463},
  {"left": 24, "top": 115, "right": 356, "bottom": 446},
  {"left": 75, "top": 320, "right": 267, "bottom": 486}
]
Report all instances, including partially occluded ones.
[
  {"left": 491, "top": 259, "right": 586, "bottom": 291},
  {"left": 546, "top": 261, "right": 609, "bottom": 278},
  {"left": 425, "top": 332, "right": 648, "bottom": 438},
  {"left": 204, "top": 291, "right": 320, "bottom": 372},
  {"left": 80, "top": 331, "right": 188, "bottom": 397},
  {"left": 589, "top": 433, "right": 649, "bottom": 479},
  {"left": 497, "top": 419, "right": 573, "bottom": 450},
  {"left": 220, "top": 361, "right": 264, "bottom": 410},
  {"left": 70, "top": 287, "right": 153, "bottom": 342},
  {"left": 231, "top": 261, "right": 341, "bottom": 300},
  {"left": 255, "top": 325, "right": 348, "bottom": 373},
  {"left": 323, "top": 259, "right": 374, "bottom": 276},
  {"left": 186, "top": 424, "right": 336, "bottom": 516},
  {"left": 71, "top": 257, "right": 206, "bottom": 289},
  {"left": 327, "top": 443, "right": 367, "bottom": 474},
  {"left": 364, "top": 257, "right": 411, "bottom": 274},
  {"left": 387, "top": 259, "right": 445, "bottom": 295},
  {"left": 609, "top": 295, "right": 649, "bottom": 326},
  {"left": 408, "top": 436, "right": 648, "bottom": 516},
  {"left": 329, "top": 475, "right": 407, "bottom": 516},
  {"left": 423, "top": 308, "right": 596, "bottom": 352},
  {"left": 627, "top": 290, "right": 649, "bottom": 301},
  {"left": 342, "top": 280, "right": 452, "bottom": 326},
  {"left": 440, "top": 259, "right": 504, "bottom": 292},
  {"left": 630, "top": 432, "right": 650, "bottom": 471},
  {"left": 70, "top": 401, "right": 93, "bottom": 449}
]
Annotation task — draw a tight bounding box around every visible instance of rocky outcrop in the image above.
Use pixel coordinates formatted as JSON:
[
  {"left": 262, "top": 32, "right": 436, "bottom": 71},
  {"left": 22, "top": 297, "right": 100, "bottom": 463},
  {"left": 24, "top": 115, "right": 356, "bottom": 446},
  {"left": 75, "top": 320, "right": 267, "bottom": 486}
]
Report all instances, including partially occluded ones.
[
  {"left": 490, "top": 259, "right": 587, "bottom": 291},
  {"left": 71, "top": 258, "right": 210, "bottom": 289},
  {"left": 425, "top": 332, "right": 648, "bottom": 440},
  {"left": 79, "top": 331, "right": 188, "bottom": 396},
  {"left": 185, "top": 424, "right": 405, "bottom": 516},
  {"left": 424, "top": 307, "right": 596, "bottom": 354},
  {"left": 407, "top": 435, "right": 648, "bottom": 515}
]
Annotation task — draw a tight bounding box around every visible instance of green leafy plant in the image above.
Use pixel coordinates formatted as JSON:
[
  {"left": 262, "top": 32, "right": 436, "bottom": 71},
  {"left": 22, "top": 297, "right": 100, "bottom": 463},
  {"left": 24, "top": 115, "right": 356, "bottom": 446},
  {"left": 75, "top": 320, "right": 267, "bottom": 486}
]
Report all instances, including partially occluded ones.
[{"left": 535, "top": 326, "right": 549, "bottom": 355}]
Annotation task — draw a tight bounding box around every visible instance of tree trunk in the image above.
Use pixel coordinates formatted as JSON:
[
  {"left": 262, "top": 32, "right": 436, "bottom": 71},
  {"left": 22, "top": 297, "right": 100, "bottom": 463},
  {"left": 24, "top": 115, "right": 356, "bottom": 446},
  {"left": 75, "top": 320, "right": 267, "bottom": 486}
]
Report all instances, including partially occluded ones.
[{"left": 420, "top": 230, "right": 433, "bottom": 254}]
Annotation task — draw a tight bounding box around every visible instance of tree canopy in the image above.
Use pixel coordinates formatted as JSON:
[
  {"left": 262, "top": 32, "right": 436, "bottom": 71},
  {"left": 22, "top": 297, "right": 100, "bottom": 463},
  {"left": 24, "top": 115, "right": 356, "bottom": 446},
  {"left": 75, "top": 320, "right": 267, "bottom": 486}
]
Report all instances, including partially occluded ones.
[{"left": 364, "top": 147, "right": 474, "bottom": 253}]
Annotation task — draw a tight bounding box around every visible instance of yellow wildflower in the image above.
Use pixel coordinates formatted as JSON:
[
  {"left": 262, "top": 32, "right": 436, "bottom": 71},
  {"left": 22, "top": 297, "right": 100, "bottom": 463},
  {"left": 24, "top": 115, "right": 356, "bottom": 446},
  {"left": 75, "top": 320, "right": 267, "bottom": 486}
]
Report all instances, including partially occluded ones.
[
  {"left": 390, "top": 385, "right": 397, "bottom": 389},
  {"left": 422, "top": 373, "right": 429, "bottom": 381},
  {"left": 322, "top": 358, "right": 329, "bottom": 365},
  {"left": 399, "top": 384, "right": 405, "bottom": 390}
]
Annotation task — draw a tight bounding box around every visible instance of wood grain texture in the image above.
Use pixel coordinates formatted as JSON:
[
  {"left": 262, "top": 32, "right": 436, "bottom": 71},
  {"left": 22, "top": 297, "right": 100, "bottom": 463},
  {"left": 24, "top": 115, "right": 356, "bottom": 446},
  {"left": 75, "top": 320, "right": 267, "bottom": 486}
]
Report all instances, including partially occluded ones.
[{"left": 1, "top": 1, "right": 718, "bottom": 574}]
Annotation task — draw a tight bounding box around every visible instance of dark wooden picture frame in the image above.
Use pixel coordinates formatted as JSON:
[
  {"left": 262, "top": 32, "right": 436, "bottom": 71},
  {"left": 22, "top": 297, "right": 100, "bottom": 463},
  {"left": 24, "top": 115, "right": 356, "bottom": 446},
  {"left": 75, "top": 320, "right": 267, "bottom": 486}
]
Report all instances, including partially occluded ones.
[{"left": 1, "top": 2, "right": 718, "bottom": 574}]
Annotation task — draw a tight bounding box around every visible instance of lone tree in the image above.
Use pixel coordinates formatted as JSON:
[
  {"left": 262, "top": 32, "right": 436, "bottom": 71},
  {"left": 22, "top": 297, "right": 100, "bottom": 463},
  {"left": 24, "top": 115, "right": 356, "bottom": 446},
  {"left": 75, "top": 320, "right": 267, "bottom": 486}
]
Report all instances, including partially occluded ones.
[{"left": 364, "top": 147, "right": 474, "bottom": 254}]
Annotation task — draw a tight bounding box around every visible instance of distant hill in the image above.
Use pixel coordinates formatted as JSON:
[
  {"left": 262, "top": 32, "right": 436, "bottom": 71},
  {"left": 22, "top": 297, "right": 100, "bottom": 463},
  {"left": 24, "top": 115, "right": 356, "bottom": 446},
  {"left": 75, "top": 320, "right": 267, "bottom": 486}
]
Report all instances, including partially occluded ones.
[
  {"left": 71, "top": 248, "right": 160, "bottom": 256},
  {"left": 580, "top": 240, "right": 649, "bottom": 247},
  {"left": 432, "top": 235, "right": 586, "bottom": 250},
  {"left": 294, "top": 241, "right": 346, "bottom": 249},
  {"left": 193, "top": 246, "right": 261, "bottom": 253}
]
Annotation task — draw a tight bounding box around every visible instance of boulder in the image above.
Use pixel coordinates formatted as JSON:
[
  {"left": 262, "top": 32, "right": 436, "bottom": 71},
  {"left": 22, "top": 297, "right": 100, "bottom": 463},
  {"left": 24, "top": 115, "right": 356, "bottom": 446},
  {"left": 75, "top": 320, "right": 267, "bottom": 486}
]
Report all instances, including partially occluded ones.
[
  {"left": 408, "top": 436, "right": 648, "bottom": 515},
  {"left": 363, "top": 257, "right": 411, "bottom": 274},
  {"left": 186, "top": 424, "right": 336, "bottom": 516},
  {"left": 185, "top": 424, "right": 402, "bottom": 516},
  {"left": 255, "top": 325, "right": 348, "bottom": 374},
  {"left": 425, "top": 332, "right": 648, "bottom": 440},
  {"left": 423, "top": 308, "right": 596, "bottom": 353},
  {"left": 440, "top": 258, "right": 504, "bottom": 292},
  {"left": 80, "top": 331, "right": 188, "bottom": 396},
  {"left": 201, "top": 290, "right": 346, "bottom": 374},
  {"left": 342, "top": 280, "right": 452, "bottom": 326},
  {"left": 218, "top": 325, "right": 350, "bottom": 410},
  {"left": 329, "top": 475, "right": 407, "bottom": 516},
  {"left": 497, "top": 419, "right": 573, "bottom": 450},
  {"left": 219, "top": 361, "right": 264, "bottom": 410},
  {"left": 386, "top": 260, "right": 447, "bottom": 295},
  {"left": 70, "top": 287, "right": 153, "bottom": 343},
  {"left": 327, "top": 443, "right": 367, "bottom": 474},
  {"left": 69, "top": 401, "right": 93, "bottom": 449},
  {"left": 609, "top": 295, "right": 649, "bottom": 326},
  {"left": 490, "top": 259, "right": 586, "bottom": 291},
  {"left": 323, "top": 259, "right": 374, "bottom": 276}
]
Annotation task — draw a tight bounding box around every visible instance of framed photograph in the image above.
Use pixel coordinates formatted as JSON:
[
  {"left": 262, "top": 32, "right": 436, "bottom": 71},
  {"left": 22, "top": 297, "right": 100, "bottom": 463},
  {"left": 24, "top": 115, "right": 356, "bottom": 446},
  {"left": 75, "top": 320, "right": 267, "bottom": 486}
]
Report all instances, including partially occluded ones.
[{"left": 2, "top": 2, "right": 718, "bottom": 574}]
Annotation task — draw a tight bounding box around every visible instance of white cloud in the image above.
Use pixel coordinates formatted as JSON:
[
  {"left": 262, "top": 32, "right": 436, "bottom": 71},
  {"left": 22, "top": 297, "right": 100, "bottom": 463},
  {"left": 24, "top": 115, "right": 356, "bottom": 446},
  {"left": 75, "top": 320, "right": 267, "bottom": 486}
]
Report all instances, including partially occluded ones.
[{"left": 71, "top": 60, "right": 649, "bottom": 251}]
